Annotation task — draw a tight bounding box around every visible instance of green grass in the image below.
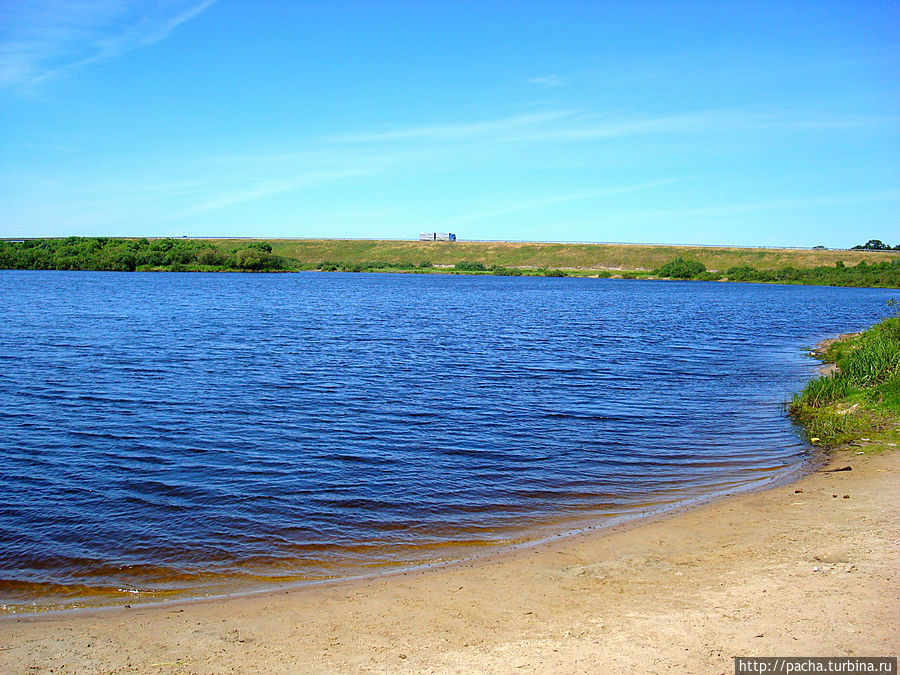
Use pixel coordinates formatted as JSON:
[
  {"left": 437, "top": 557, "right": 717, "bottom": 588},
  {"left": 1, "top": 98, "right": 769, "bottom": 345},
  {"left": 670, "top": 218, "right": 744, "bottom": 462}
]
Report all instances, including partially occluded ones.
[
  {"left": 795, "top": 408, "right": 869, "bottom": 445},
  {"left": 840, "top": 321, "right": 900, "bottom": 386},
  {"left": 790, "top": 314, "right": 900, "bottom": 449},
  {"left": 870, "top": 377, "right": 900, "bottom": 409},
  {"left": 793, "top": 373, "right": 858, "bottom": 408},
  {"left": 4, "top": 237, "right": 899, "bottom": 286},
  {"left": 209, "top": 238, "right": 899, "bottom": 273},
  {"left": 212, "top": 239, "right": 899, "bottom": 286}
]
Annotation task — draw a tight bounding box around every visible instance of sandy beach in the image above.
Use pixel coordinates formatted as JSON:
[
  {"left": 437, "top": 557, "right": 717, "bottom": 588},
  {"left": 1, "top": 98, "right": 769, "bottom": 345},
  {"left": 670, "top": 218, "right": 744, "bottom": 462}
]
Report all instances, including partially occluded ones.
[{"left": 1, "top": 447, "right": 897, "bottom": 674}]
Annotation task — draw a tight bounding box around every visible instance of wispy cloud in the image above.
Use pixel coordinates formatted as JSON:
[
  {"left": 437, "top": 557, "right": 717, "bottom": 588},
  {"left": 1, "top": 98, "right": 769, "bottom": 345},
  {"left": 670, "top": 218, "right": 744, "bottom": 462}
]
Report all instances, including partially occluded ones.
[
  {"left": 327, "top": 111, "right": 576, "bottom": 144},
  {"left": 530, "top": 74, "right": 564, "bottom": 87},
  {"left": 784, "top": 115, "right": 900, "bottom": 131},
  {"left": 513, "top": 110, "right": 899, "bottom": 142},
  {"left": 631, "top": 190, "right": 900, "bottom": 220},
  {"left": 0, "top": 0, "right": 218, "bottom": 91},
  {"left": 165, "top": 169, "right": 374, "bottom": 221},
  {"left": 8, "top": 164, "right": 378, "bottom": 233},
  {"left": 328, "top": 109, "right": 721, "bottom": 146},
  {"left": 445, "top": 177, "right": 697, "bottom": 225},
  {"left": 326, "top": 108, "right": 895, "bottom": 148},
  {"left": 7, "top": 99, "right": 894, "bottom": 236}
]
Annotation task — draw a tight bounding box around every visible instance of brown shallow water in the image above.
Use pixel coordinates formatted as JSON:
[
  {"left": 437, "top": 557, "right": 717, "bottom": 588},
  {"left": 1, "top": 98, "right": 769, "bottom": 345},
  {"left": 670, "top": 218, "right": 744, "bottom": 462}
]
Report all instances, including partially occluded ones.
[
  {"left": 2, "top": 449, "right": 896, "bottom": 675},
  {"left": 1, "top": 462, "right": 806, "bottom": 614}
]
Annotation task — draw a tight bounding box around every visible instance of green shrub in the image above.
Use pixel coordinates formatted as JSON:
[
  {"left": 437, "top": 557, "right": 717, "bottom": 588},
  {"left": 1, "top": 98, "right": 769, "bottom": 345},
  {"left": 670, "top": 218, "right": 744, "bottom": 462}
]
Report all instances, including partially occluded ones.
[
  {"left": 196, "top": 247, "right": 226, "bottom": 266},
  {"left": 695, "top": 271, "right": 723, "bottom": 281},
  {"left": 455, "top": 261, "right": 486, "bottom": 271},
  {"left": 0, "top": 237, "right": 287, "bottom": 272},
  {"left": 773, "top": 266, "right": 801, "bottom": 281},
  {"left": 234, "top": 248, "right": 273, "bottom": 270},
  {"left": 656, "top": 257, "right": 706, "bottom": 279},
  {"left": 727, "top": 266, "right": 762, "bottom": 281}
]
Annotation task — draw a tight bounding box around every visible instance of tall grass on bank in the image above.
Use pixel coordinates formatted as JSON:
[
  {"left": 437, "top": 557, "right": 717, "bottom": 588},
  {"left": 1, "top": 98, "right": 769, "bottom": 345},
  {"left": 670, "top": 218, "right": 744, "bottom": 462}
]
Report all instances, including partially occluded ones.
[
  {"left": 796, "top": 375, "right": 857, "bottom": 408},
  {"left": 790, "top": 314, "right": 900, "bottom": 446},
  {"left": 840, "top": 320, "right": 900, "bottom": 386}
]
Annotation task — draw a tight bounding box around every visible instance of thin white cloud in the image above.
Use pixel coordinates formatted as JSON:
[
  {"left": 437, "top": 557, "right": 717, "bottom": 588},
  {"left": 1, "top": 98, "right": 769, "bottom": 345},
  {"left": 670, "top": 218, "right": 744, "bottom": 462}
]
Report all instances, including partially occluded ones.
[
  {"left": 161, "top": 168, "right": 375, "bottom": 222},
  {"left": 326, "top": 108, "right": 895, "bottom": 148},
  {"left": 633, "top": 190, "right": 900, "bottom": 220},
  {"left": 782, "top": 115, "right": 900, "bottom": 131},
  {"left": 508, "top": 110, "right": 898, "bottom": 142},
  {"left": 10, "top": 166, "right": 377, "bottom": 231},
  {"left": 530, "top": 74, "right": 564, "bottom": 87},
  {"left": 329, "top": 109, "right": 717, "bottom": 146},
  {"left": 327, "top": 111, "right": 576, "bottom": 143},
  {"left": 446, "top": 177, "right": 696, "bottom": 225},
  {"left": 0, "top": 0, "right": 218, "bottom": 91}
]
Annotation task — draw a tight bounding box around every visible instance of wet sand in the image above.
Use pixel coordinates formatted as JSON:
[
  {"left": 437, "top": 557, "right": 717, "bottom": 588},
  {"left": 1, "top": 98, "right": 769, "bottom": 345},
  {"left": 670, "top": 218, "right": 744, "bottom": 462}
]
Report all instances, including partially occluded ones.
[{"left": 2, "top": 448, "right": 897, "bottom": 674}]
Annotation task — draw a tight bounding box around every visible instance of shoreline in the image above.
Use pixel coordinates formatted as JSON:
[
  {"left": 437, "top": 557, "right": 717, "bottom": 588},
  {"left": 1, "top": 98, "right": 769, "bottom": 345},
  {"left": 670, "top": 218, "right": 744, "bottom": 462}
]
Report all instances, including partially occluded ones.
[
  {"left": 2, "top": 447, "right": 896, "bottom": 673},
  {"left": 5, "top": 268, "right": 900, "bottom": 293},
  {"left": 0, "top": 451, "right": 814, "bottom": 620}
]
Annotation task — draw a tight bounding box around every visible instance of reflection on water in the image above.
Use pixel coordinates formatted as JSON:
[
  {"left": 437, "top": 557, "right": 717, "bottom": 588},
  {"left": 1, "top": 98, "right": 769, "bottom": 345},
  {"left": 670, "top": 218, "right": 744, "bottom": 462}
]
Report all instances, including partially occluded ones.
[{"left": 0, "top": 271, "right": 894, "bottom": 612}]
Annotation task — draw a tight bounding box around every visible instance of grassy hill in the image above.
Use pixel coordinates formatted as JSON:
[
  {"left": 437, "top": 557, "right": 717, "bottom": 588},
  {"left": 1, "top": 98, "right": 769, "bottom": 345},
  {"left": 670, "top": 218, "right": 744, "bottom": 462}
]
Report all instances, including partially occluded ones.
[
  {"left": 208, "top": 238, "right": 898, "bottom": 272},
  {"left": 2, "top": 237, "right": 897, "bottom": 286}
]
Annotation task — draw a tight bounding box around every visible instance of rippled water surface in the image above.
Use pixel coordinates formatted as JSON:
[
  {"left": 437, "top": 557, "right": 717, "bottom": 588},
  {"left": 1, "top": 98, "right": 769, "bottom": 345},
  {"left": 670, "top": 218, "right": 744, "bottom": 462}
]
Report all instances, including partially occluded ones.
[{"left": 1, "top": 271, "right": 895, "bottom": 612}]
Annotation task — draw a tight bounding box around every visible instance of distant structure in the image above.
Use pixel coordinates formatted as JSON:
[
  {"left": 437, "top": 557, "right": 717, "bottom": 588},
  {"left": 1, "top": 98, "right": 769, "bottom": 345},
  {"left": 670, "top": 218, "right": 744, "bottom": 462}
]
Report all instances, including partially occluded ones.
[{"left": 419, "top": 232, "right": 457, "bottom": 242}]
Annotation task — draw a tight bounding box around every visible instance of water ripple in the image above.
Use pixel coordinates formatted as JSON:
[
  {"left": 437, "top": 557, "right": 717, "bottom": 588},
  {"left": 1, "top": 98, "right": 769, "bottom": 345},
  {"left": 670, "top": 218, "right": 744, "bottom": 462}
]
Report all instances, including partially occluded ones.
[{"left": 0, "top": 270, "right": 895, "bottom": 612}]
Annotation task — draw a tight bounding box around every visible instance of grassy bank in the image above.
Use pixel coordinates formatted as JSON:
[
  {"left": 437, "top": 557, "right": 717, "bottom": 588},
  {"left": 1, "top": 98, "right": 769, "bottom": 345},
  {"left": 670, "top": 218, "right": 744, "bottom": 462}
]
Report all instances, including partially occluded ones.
[
  {"left": 158, "top": 239, "right": 900, "bottom": 286},
  {"left": 246, "top": 239, "right": 895, "bottom": 272},
  {"left": 790, "top": 312, "right": 900, "bottom": 451},
  {"left": 2, "top": 238, "right": 899, "bottom": 286}
]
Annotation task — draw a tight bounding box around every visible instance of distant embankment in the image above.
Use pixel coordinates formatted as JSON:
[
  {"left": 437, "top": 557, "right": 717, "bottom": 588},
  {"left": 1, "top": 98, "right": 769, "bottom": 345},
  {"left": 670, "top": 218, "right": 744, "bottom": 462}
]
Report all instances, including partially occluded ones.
[
  {"left": 214, "top": 238, "right": 893, "bottom": 271},
  {"left": 2, "top": 238, "right": 898, "bottom": 286}
]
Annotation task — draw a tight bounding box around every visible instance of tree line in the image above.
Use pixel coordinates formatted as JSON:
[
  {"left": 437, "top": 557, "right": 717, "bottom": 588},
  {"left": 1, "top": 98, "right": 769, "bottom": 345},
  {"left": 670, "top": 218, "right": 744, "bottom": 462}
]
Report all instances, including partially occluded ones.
[
  {"left": 851, "top": 239, "right": 900, "bottom": 250},
  {"left": 0, "top": 238, "right": 288, "bottom": 272}
]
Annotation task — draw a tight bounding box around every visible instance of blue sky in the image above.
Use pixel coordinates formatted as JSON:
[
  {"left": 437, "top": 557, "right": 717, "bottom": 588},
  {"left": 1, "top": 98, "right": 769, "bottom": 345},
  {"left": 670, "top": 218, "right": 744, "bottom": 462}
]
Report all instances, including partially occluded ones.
[{"left": 1, "top": 1, "right": 897, "bottom": 247}]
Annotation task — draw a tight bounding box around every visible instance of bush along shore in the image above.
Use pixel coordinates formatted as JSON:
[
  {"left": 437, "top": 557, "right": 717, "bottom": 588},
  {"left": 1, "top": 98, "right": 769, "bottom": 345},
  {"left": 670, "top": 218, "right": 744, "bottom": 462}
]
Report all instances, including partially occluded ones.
[
  {"left": 652, "top": 256, "right": 900, "bottom": 288},
  {"left": 790, "top": 310, "right": 900, "bottom": 452},
  {"left": 0, "top": 238, "right": 290, "bottom": 272}
]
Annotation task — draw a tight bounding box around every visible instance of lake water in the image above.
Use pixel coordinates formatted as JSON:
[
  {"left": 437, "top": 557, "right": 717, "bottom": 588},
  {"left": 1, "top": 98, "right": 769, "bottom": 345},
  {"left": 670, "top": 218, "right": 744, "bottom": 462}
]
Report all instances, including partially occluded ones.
[{"left": 0, "top": 271, "right": 895, "bottom": 612}]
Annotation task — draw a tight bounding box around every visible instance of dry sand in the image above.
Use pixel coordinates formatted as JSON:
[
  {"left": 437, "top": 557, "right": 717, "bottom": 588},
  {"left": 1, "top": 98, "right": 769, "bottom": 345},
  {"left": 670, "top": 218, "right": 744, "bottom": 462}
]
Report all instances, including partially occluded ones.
[{"left": 2, "top": 449, "right": 897, "bottom": 674}]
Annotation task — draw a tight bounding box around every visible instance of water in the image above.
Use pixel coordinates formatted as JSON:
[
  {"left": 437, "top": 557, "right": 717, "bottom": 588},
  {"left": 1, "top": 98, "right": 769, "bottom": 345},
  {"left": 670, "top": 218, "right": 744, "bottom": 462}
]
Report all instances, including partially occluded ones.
[{"left": 0, "top": 271, "right": 895, "bottom": 613}]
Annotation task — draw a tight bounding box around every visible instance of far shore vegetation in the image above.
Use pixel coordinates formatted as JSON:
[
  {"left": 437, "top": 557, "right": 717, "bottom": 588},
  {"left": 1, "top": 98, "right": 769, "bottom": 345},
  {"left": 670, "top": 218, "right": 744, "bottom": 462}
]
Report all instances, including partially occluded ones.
[
  {"left": 790, "top": 310, "right": 900, "bottom": 452},
  {"left": 0, "top": 236, "right": 898, "bottom": 288},
  {"left": 0, "top": 237, "right": 289, "bottom": 272}
]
